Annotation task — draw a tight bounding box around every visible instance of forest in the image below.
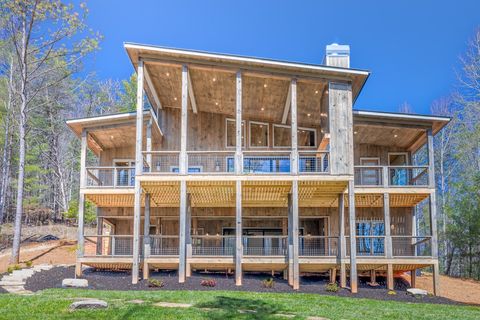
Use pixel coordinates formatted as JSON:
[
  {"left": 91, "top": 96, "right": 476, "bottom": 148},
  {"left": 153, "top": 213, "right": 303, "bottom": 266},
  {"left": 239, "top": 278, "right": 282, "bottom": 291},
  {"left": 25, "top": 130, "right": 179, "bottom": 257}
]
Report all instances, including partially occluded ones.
[{"left": 0, "top": 1, "right": 479, "bottom": 279}]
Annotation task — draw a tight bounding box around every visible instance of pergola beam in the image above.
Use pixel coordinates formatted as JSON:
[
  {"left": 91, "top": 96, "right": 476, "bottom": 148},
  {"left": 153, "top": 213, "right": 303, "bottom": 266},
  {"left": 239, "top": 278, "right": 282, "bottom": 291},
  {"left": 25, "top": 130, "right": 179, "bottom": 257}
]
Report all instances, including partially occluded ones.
[
  {"left": 144, "top": 66, "right": 162, "bottom": 110},
  {"left": 281, "top": 84, "right": 291, "bottom": 124}
]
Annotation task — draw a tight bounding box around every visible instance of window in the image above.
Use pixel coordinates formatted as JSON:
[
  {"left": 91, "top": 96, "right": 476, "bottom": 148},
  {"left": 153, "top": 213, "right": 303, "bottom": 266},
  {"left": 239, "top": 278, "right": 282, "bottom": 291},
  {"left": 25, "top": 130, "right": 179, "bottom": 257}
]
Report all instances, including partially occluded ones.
[
  {"left": 359, "top": 158, "right": 380, "bottom": 186},
  {"left": 356, "top": 220, "right": 385, "bottom": 256},
  {"left": 170, "top": 166, "right": 202, "bottom": 173},
  {"left": 273, "top": 125, "right": 316, "bottom": 148},
  {"left": 227, "top": 156, "right": 290, "bottom": 173},
  {"left": 225, "top": 118, "right": 245, "bottom": 148},
  {"left": 113, "top": 159, "right": 135, "bottom": 186},
  {"left": 249, "top": 121, "right": 269, "bottom": 148},
  {"left": 388, "top": 152, "right": 409, "bottom": 186}
]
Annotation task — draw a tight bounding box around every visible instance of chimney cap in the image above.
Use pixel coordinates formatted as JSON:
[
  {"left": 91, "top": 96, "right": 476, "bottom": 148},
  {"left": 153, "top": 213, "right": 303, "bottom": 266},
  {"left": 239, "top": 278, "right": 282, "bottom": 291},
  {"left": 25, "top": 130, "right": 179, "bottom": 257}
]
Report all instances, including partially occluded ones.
[{"left": 326, "top": 43, "right": 350, "bottom": 56}]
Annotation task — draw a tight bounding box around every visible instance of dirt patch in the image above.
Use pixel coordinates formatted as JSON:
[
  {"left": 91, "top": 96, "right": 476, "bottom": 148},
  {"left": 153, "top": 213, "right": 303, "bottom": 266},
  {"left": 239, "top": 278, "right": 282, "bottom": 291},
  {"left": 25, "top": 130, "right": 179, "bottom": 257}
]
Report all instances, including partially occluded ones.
[
  {"left": 0, "top": 240, "right": 76, "bottom": 273},
  {"left": 403, "top": 272, "right": 480, "bottom": 305},
  {"left": 24, "top": 266, "right": 461, "bottom": 305}
]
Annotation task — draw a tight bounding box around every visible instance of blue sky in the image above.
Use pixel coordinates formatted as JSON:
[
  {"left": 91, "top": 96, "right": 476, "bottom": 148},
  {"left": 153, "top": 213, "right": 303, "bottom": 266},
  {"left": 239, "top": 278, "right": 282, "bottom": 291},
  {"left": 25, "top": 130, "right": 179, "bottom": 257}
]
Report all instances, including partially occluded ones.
[{"left": 80, "top": 0, "right": 479, "bottom": 114}]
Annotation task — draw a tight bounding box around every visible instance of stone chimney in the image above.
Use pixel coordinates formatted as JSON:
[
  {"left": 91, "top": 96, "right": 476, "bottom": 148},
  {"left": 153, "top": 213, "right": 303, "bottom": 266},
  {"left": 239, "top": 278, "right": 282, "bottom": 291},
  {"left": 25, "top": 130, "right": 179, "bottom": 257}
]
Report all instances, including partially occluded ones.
[{"left": 325, "top": 43, "right": 350, "bottom": 68}]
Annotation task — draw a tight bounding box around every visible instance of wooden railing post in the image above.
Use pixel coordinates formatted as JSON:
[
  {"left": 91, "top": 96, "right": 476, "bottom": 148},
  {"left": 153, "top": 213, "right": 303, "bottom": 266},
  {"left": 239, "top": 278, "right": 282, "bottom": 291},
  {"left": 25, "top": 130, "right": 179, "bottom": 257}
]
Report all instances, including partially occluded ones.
[
  {"left": 383, "top": 166, "right": 389, "bottom": 188},
  {"left": 348, "top": 180, "right": 357, "bottom": 293},
  {"left": 338, "top": 193, "right": 347, "bottom": 288}
]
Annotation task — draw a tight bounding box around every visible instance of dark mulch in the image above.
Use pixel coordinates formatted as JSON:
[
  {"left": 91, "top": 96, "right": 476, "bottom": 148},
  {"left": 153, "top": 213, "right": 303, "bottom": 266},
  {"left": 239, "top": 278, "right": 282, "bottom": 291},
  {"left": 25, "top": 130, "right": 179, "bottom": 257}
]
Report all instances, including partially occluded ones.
[
  {"left": 0, "top": 287, "right": 8, "bottom": 294},
  {"left": 24, "top": 266, "right": 461, "bottom": 305}
]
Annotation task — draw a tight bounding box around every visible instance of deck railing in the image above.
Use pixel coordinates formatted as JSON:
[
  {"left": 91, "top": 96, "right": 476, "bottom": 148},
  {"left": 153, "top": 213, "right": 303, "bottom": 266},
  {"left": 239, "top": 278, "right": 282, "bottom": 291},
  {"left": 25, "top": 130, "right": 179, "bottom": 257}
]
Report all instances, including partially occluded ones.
[
  {"left": 142, "top": 151, "right": 180, "bottom": 173},
  {"left": 298, "top": 151, "right": 330, "bottom": 174},
  {"left": 299, "top": 236, "right": 338, "bottom": 256},
  {"left": 85, "top": 167, "right": 135, "bottom": 187},
  {"left": 84, "top": 235, "right": 136, "bottom": 257},
  {"left": 354, "top": 165, "right": 429, "bottom": 187},
  {"left": 355, "top": 236, "right": 386, "bottom": 257},
  {"left": 191, "top": 235, "right": 235, "bottom": 256},
  {"left": 187, "top": 151, "right": 235, "bottom": 174},
  {"left": 392, "top": 236, "right": 432, "bottom": 257},
  {"left": 149, "top": 235, "right": 179, "bottom": 256},
  {"left": 242, "top": 151, "right": 292, "bottom": 174},
  {"left": 242, "top": 235, "right": 287, "bottom": 256}
]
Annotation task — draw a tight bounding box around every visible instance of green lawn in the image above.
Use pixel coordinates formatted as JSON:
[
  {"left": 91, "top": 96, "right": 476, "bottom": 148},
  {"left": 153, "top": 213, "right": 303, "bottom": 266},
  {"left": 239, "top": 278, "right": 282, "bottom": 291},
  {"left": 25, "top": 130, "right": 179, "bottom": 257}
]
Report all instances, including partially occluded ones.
[{"left": 0, "top": 289, "right": 479, "bottom": 320}]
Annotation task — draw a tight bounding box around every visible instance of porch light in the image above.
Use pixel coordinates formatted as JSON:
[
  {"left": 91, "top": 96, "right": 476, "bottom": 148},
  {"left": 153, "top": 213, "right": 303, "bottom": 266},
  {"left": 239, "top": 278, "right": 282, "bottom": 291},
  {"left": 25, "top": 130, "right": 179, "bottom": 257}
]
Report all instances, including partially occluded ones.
[
  {"left": 354, "top": 131, "right": 358, "bottom": 135},
  {"left": 263, "top": 83, "right": 267, "bottom": 88},
  {"left": 155, "top": 161, "right": 161, "bottom": 171},
  {"left": 320, "top": 113, "right": 327, "bottom": 117},
  {"left": 166, "top": 72, "right": 170, "bottom": 76},
  {"left": 174, "top": 97, "right": 177, "bottom": 101},
  {"left": 325, "top": 90, "right": 329, "bottom": 95},
  {"left": 307, "top": 113, "right": 311, "bottom": 117},
  {"left": 315, "top": 90, "right": 318, "bottom": 94},
  {"left": 215, "top": 102, "right": 219, "bottom": 106},
  {"left": 215, "top": 160, "right": 221, "bottom": 172},
  {"left": 110, "top": 135, "right": 114, "bottom": 139},
  {"left": 394, "top": 134, "right": 398, "bottom": 138},
  {"left": 261, "top": 107, "right": 264, "bottom": 111},
  {"left": 212, "top": 77, "right": 216, "bottom": 82}
]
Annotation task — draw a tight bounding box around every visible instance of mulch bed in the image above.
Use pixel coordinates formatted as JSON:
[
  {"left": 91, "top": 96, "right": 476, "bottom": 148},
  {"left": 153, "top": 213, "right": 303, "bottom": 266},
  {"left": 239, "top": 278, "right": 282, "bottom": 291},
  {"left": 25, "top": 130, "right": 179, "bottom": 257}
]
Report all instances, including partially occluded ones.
[{"left": 23, "top": 266, "right": 461, "bottom": 305}]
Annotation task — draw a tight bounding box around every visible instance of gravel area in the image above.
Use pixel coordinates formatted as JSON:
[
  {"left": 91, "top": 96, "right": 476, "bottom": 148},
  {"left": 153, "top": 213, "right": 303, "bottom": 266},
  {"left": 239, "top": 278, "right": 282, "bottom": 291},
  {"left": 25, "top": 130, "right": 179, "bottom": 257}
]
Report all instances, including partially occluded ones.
[{"left": 24, "top": 266, "right": 461, "bottom": 305}]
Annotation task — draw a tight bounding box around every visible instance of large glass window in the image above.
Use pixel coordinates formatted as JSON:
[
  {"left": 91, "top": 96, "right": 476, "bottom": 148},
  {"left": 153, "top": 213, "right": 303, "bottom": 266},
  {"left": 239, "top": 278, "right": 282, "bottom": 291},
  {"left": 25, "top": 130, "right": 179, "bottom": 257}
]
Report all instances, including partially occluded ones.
[
  {"left": 249, "top": 121, "right": 269, "bottom": 148},
  {"left": 273, "top": 125, "right": 316, "bottom": 148},
  {"left": 298, "top": 128, "right": 316, "bottom": 147},
  {"left": 226, "top": 118, "right": 245, "bottom": 148}
]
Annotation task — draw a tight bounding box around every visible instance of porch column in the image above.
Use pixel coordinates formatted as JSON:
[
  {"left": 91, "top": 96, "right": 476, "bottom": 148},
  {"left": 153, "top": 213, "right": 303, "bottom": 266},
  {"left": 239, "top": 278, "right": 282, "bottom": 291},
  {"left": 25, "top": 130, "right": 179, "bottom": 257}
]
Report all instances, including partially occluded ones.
[
  {"left": 179, "top": 65, "right": 188, "bottom": 175},
  {"left": 427, "top": 128, "right": 439, "bottom": 295},
  {"left": 338, "top": 193, "right": 347, "bottom": 288},
  {"left": 383, "top": 193, "right": 393, "bottom": 289},
  {"left": 287, "top": 194, "right": 293, "bottom": 286},
  {"left": 179, "top": 181, "right": 187, "bottom": 283},
  {"left": 132, "top": 59, "right": 145, "bottom": 284},
  {"left": 290, "top": 78, "right": 298, "bottom": 175},
  {"left": 96, "top": 214, "right": 103, "bottom": 255},
  {"left": 76, "top": 128, "right": 87, "bottom": 277},
  {"left": 235, "top": 71, "right": 243, "bottom": 175},
  {"left": 348, "top": 180, "right": 358, "bottom": 293},
  {"left": 186, "top": 194, "right": 192, "bottom": 277},
  {"left": 235, "top": 180, "right": 242, "bottom": 285},
  {"left": 143, "top": 194, "right": 151, "bottom": 279},
  {"left": 146, "top": 119, "right": 152, "bottom": 170},
  {"left": 291, "top": 181, "right": 300, "bottom": 290}
]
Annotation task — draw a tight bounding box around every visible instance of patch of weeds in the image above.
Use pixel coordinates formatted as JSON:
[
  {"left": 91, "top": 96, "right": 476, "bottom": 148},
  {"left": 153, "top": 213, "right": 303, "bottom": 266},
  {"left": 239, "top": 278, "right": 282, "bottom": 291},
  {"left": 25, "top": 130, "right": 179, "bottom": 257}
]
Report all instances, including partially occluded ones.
[
  {"left": 25, "top": 261, "right": 33, "bottom": 268},
  {"left": 325, "top": 282, "right": 339, "bottom": 292},
  {"left": 388, "top": 290, "right": 397, "bottom": 295},
  {"left": 7, "top": 264, "right": 21, "bottom": 273},
  {"left": 200, "top": 279, "right": 216, "bottom": 287},
  {"left": 262, "top": 278, "right": 275, "bottom": 288},
  {"left": 148, "top": 278, "right": 164, "bottom": 288}
]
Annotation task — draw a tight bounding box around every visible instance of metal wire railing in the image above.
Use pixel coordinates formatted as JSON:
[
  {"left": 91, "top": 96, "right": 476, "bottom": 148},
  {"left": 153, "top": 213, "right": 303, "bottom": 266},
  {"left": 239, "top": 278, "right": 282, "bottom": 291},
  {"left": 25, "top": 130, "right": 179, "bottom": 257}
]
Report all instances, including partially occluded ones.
[
  {"left": 242, "top": 151, "right": 291, "bottom": 174},
  {"left": 298, "top": 151, "right": 329, "bottom": 173},
  {"left": 85, "top": 167, "right": 135, "bottom": 187},
  {"left": 355, "top": 236, "right": 386, "bottom": 256},
  {"left": 142, "top": 151, "right": 180, "bottom": 173},
  {"left": 84, "top": 235, "right": 135, "bottom": 256},
  {"left": 242, "top": 235, "right": 287, "bottom": 256},
  {"left": 299, "top": 236, "right": 338, "bottom": 256},
  {"left": 191, "top": 235, "right": 235, "bottom": 256},
  {"left": 392, "top": 236, "right": 432, "bottom": 257},
  {"left": 187, "top": 151, "right": 235, "bottom": 174},
  {"left": 149, "top": 235, "right": 179, "bottom": 256},
  {"left": 354, "top": 165, "right": 430, "bottom": 187}
]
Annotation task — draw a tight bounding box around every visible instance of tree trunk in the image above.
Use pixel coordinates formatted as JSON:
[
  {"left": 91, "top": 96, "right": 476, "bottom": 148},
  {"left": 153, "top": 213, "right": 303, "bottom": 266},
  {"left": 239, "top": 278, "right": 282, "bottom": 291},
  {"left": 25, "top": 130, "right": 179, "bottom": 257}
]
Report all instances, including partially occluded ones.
[
  {"left": 0, "top": 60, "right": 14, "bottom": 225},
  {"left": 10, "top": 18, "right": 28, "bottom": 265}
]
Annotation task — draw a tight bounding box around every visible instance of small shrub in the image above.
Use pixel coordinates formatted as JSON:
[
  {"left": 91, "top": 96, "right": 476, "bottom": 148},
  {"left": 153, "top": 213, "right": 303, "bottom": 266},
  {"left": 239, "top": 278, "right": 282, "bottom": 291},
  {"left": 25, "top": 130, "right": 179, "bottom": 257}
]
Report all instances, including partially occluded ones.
[
  {"left": 25, "top": 261, "right": 33, "bottom": 268},
  {"left": 387, "top": 290, "right": 397, "bottom": 295},
  {"left": 325, "top": 282, "right": 339, "bottom": 292},
  {"left": 7, "top": 266, "right": 14, "bottom": 273},
  {"left": 148, "top": 278, "right": 164, "bottom": 288},
  {"left": 200, "top": 279, "right": 216, "bottom": 287},
  {"left": 13, "top": 264, "right": 21, "bottom": 271},
  {"left": 262, "top": 278, "right": 275, "bottom": 288}
]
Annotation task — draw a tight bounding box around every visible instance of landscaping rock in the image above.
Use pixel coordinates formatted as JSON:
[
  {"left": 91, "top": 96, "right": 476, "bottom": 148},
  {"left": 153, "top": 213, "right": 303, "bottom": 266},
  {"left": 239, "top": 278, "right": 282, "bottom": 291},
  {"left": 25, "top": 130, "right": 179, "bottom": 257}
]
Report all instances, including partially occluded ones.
[
  {"left": 69, "top": 299, "right": 108, "bottom": 310},
  {"left": 128, "top": 299, "right": 145, "bottom": 304},
  {"left": 62, "top": 278, "right": 88, "bottom": 288},
  {"left": 407, "top": 288, "right": 428, "bottom": 296}
]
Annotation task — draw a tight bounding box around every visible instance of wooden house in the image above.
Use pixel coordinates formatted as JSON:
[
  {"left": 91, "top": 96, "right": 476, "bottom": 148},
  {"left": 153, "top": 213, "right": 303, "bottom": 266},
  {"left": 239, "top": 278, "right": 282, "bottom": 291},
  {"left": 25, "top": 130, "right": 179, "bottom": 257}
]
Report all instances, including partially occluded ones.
[{"left": 66, "top": 43, "right": 450, "bottom": 293}]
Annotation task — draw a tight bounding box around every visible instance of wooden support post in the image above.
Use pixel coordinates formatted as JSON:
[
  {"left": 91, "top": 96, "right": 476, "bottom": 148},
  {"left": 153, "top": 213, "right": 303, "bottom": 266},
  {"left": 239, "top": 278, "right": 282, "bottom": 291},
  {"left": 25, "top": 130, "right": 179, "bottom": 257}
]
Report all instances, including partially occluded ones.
[
  {"left": 370, "top": 270, "right": 377, "bottom": 285},
  {"left": 96, "top": 215, "right": 103, "bottom": 255},
  {"left": 186, "top": 194, "right": 192, "bottom": 278},
  {"left": 383, "top": 193, "right": 392, "bottom": 258},
  {"left": 290, "top": 79, "right": 298, "bottom": 175},
  {"left": 410, "top": 269, "right": 416, "bottom": 288},
  {"left": 348, "top": 180, "right": 357, "bottom": 293},
  {"left": 77, "top": 129, "right": 87, "bottom": 262},
  {"left": 387, "top": 264, "right": 394, "bottom": 290},
  {"left": 180, "top": 65, "right": 188, "bottom": 175},
  {"left": 433, "top": 263, "right": 439, "bottom": 296},
  {"left": 330, "top": 268, "right": 337, "bottom": 284},
  {"left": 338, "top": 193, "right": 347, "bottom": 288},
  {"left": 143, "top": 194, "right": 151, "bottom": 280},
  {"left": 132, "top": 59, "right": 145, "bottom": 284},
  {"left": 235, "top": 71, "right": 243, "bottom": 175},
  {"left": 146, "top": 119, "right": 152, "bottom": 170},
  {"left": 178, "top": 181, "right": 187, "bottom": 283},
  {"left": 287, "top": 194, "right": 293, "bottom": 286},
  {"left": 235, "top": 180, "right": 242, "bottom": 285},
  {"left": 292, "top": 181, "right": 300, "bottom": 290}
]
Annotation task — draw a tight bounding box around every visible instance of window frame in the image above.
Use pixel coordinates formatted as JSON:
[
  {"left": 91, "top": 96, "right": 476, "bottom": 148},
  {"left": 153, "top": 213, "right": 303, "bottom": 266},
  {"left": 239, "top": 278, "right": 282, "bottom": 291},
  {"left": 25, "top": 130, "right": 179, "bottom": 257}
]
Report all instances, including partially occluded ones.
[
  {"left": 272, "top": 124, "right": 317, "bottom": 149},
  {"left": 225, "top": 118, "right": 246, "bottom": 149},
  {"left": 248, "top": 120, "right": 270, "bottom": 149}
]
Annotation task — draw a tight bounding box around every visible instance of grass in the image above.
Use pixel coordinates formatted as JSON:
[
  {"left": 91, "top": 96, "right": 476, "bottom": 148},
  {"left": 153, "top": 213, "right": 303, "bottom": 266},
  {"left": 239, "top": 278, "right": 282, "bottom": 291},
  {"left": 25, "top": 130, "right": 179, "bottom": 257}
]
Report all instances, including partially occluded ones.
[{"left": 0, "top": 289, "right": 479, "bottom": 319}]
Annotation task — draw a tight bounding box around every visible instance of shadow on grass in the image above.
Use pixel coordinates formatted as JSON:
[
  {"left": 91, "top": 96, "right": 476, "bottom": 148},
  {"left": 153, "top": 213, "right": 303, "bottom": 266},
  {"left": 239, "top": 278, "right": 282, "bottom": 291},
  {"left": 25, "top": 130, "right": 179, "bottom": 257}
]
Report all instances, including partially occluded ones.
[{"left": 196, "top": 296, "right": 283, "bottom": 319}]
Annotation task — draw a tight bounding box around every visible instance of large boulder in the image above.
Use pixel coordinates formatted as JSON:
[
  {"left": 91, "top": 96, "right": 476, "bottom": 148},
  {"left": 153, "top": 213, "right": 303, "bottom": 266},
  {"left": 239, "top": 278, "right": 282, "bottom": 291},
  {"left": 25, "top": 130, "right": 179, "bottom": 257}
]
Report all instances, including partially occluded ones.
[
  {"left": 70, "top": 299, "right": 108, "bottom": 310},
  {"left": 62, "top": 278, "right": 88, "bottom": 288}
]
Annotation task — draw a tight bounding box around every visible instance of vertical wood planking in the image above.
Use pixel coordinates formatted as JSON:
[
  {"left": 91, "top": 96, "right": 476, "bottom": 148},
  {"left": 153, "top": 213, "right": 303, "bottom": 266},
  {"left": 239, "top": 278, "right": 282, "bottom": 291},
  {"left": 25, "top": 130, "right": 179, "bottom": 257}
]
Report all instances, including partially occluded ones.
[
  {"left": 132, "top": 60, "right": 145, "bottom": 284},
  {"left": 383, "top": 193, "right": 392, "bottom": 258},
  {"left": 235, "top": 180, "right": 242, "bottom": 285},
  {"left": 348, "top": 180, "right": 357, "bottom": 293},
  {"left": 180, "top": 65, "right": 188, "bottom": 174},
  {"left": 290, "top": 79, "right": 298, "bottom": 175},
  {"left": 328, "top": 82, "right": 353, "bottom": 175}
]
